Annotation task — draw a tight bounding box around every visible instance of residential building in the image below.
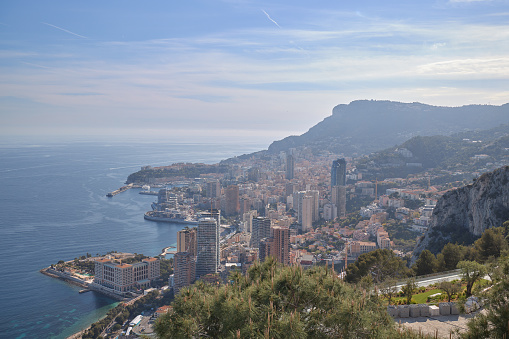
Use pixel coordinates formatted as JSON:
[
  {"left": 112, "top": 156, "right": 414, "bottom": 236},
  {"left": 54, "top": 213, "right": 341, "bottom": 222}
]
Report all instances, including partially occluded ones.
[
  {"left": 93, "top": 257, "right": 160, "bottom": 295},
  {"left": 225, "top": 185, "right": 240, "bottom": 216},
  {"left": 176, "top": 227, "right": 197, "bottom": 257},
  {"left": 286, "top": 153, "right": 295, "bottom": 180},
  {"left": 195, "top": 218, "right": 219, "bottom": 278},
  {"left": 173, "top": 252, "right": 196, "bottom": 295},
  {"left": 251, "top": 217, "right": 271, "bottom": 249}
]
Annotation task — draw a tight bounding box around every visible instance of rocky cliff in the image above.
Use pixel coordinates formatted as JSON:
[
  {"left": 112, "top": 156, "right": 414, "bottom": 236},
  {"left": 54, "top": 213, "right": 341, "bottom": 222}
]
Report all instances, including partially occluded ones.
[{"left": 412, "top": 166, "right": 509, "bottom": 262}]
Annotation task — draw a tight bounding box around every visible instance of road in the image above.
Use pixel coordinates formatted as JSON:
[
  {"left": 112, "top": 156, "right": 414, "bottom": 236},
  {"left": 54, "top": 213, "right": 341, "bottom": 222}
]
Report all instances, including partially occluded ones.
[{"left": 395, "top": 270, "right": 462, "bottom": 291}]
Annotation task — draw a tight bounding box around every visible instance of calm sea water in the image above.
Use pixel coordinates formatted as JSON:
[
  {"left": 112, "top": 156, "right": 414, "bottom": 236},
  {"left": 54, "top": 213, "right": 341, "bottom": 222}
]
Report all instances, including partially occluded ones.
[{"left": 0, "top": 137, "right": 266, "bottom": 339}]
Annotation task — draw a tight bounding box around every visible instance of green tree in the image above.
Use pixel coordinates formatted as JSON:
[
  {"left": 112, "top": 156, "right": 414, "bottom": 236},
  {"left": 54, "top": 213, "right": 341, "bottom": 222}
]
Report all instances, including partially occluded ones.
[
  {"left": 402, "top": 278, "right": 417, "bottom": 305},
  {"left": 439, "top": 243, "right": 463, "bottom": 271},
  {"left": 412, "top": 250, "right": 437, "bottom": 276},
  {"left": 155, "top": 260, "right": 401, "bottom": 338},
  {"left": 457, "top": 260, "right": 486, "bottom": 297},
  {"left": 474, "top": 227, "right": 507, "bottom": 262},
  {"left": 345, "top": 249, "right": 412, "bottom": 284},
  {"left": 438, "top": 281, "right": 461, "bottom": 302},
  {"left": 461, "top": 255, "right": 509, "bottom": 338},
  {"left": 378, "top": 277, "right": 398, "bottom": 306}
]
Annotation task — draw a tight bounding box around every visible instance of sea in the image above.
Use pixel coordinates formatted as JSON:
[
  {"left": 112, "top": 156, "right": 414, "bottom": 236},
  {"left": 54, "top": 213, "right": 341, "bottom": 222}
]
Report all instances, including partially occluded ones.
[{"left": 0, "top": 136, "right": 268, "bottom": 339}]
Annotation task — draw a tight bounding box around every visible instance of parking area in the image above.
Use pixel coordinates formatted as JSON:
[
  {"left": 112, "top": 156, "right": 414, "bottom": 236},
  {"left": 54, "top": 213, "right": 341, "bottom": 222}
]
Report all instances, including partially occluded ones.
[{"left": 132, "top": 315, "right": 155, "bottom": 336}]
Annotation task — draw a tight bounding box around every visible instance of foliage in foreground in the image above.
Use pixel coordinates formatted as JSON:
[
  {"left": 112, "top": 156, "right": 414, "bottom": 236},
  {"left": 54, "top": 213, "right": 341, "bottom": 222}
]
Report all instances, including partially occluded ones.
[
  {"left": 155, "top": 259, "right": 428, "bottom": 339},
  {"left": 460, "top": 254, "right": 509, "bottom": 339}
]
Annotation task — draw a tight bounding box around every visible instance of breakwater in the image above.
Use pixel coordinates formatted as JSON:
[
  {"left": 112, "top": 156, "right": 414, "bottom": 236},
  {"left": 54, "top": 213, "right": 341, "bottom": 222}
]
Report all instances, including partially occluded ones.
[{"left": 106, "top": 183, "right": 135, "bottom": 197}]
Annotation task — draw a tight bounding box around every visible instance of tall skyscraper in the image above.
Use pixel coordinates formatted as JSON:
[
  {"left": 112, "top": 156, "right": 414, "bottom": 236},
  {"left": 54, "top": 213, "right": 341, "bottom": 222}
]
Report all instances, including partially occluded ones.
[
  {"left": 307, "top": 190, "right": 320, "bottom": 222},
  {"left": 331, "top": 158, "right": 347, "bottom": 187},
  {"left": 199, "top": 209, "right": 221, "bottom": 266},
  {"left": 251, "top": 217, "right": 271, "bottom": 249},
  {"left": 177, "top": 227, "right": 197, "bottom": 257},
  {"left": 301, "top": 195, "right": 314, "bottom": 232},
  {"left": 332, "top": 185, "right": 347, "bottom": 218},
  {"left": 173, "top": 252, "right": 195, "bottom": 295},
  {"left": 285, "top": 153, "right": 295, "bottom": 180},
  {"left": 225, "top": 184, "right": 240, "bottom": 216},
  {"left": 195, "top": 218, "right": 219, "bottom": 279},
  {"left": 293, "top": 190, "right": 319, "bottom": 231},
  {"left": 206, "top": 181, "right": 221, "bottom": 198},
  {"left": 272, "top": 226, "right": 290, "bottom": 265}
]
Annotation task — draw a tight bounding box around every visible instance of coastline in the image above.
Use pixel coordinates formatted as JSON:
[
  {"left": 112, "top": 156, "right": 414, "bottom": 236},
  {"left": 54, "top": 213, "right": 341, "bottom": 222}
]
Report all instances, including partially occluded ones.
[
  {"left": 40, "top": 267, "right": 123, "bottom": 339},
  {"left": 40, "top": 267, "right": 128, "bottom": 301}
]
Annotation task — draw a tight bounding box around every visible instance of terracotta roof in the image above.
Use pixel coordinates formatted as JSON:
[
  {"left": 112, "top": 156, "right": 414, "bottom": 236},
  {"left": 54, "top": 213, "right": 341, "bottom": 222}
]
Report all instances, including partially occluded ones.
[
  {"left": 116, "top": 264, "right": 132, "bottom": 268},
  {"left": 143, "top": 257, "right": 158, "bottom": 262},
  {"left": 96, "top": 258, "right": 111, "bottom": 263}
]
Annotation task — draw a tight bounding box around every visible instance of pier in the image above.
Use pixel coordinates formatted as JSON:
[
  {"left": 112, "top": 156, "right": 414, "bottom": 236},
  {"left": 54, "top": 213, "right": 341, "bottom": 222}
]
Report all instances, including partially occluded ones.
[{"left": 106, "top": 183, "right": 134, "bottom": 197}]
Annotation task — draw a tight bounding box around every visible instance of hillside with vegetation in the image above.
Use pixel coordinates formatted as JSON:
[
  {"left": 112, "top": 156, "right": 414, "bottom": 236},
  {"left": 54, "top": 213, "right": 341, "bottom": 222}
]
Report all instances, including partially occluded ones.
[
  {"left": 126, "top": 163, "right": 228, "bottom": 184},
  {"left": 356, "top": 124, "right": 509, "bottom": 180}
]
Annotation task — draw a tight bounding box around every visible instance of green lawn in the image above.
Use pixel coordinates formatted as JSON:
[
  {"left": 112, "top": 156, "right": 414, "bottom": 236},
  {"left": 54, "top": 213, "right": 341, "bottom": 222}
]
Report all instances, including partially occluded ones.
[{"left": 392, "top": 289, "right": 442, "bottom": 305}]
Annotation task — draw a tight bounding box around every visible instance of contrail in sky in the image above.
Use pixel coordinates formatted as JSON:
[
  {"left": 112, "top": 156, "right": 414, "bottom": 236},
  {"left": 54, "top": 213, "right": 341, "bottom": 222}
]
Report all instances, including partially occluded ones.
[
  {"left": 42, "top": 22, "right": 88, "bottom": 39},
  {"left": 261, "top": 9, "right": 281, "bottom": 28}
]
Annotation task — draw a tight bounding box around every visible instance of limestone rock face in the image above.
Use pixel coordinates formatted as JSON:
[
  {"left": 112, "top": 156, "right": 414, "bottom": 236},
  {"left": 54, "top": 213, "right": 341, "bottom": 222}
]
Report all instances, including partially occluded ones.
[{"left": 412, "top": 166, "right": 509, "bottom": 262}]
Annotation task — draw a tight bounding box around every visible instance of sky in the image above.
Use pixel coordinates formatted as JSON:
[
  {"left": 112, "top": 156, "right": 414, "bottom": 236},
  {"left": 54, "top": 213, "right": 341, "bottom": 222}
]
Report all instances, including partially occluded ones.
[{"left": 1, "top": 0, "right": 509, "bottom": 143}]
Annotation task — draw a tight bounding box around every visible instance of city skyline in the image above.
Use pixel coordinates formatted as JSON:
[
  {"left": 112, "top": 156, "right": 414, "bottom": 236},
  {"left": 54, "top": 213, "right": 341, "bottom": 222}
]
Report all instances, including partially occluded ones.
[{"left": 1, "top": 1, "right": 509, "bottom": 141}]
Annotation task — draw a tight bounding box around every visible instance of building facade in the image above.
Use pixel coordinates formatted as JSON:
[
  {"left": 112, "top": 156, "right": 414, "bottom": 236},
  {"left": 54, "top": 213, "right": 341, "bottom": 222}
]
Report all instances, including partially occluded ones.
[
  {"left": 331, "top": 158, "right": 347, "bottom": 187},
  {"left": 93, "top": 257, "right": 160, "bottom": 294},
  {"left": 195, "top": 217, "right": 219, "bottom": 278},
  {"left": 173, "top": 252, "right": 196, "bottom": 295},
  {"left": 177, "top": 227, "right": 197, "bottom": 257},
  {"left": 285, "top": 153, "right": 295, "bottom": 180}
]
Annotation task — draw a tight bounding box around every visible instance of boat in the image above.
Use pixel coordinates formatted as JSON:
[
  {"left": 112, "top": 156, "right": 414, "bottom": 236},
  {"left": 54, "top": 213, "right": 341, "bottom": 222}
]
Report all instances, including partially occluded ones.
[{"left": 144, "top": 210, "right": 198, "bottom": 225}]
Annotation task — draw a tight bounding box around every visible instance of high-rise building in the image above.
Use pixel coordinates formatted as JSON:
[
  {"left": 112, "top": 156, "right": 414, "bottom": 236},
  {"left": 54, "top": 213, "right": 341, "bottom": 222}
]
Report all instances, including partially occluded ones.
[
  {"left": 177, "top": 227, "right": 197, "bottom": 257},
  {"left": 331, "top": 158, "right": 347, "bottom": 187},
  {"left": 195, "top": 218, "right": 219, "bottom": 279},
  {"left": 293, "top": 190, "right": 319, "bottom": 230},
  {"left": 307, "top": 190, "right": 320, "bottom": 222},
  {"left": 258, "top": 237, "right": 274, "bottom": 263},
  {"left": 285, "top": 153, "right": 295, "bottom": 180},
  {"left": 285, "top": 183, "right": 296, "bottom": 200},
  {"left": 173, "top": 252, "right": 195, "bottom": 295},
  {"left": 332, "top": 185, "right": 347, "bottom": 218},
  {"left": 206, "top": 181, "right": 221, "bottom": 198},
  {"left": 251, "top": 217, "right": 271, "bottom": 249},
  {"left": 242, "top": 211, "right": 255, "bottom": 233},
  {"left": 272, "top": 226, "right": 290, "bottom": 265},
  {"left": 225, "top": 185, "right": 240, "bottom": 216},
  {"left": 301, "top": 195, "right": 314, "bottom": 232}
]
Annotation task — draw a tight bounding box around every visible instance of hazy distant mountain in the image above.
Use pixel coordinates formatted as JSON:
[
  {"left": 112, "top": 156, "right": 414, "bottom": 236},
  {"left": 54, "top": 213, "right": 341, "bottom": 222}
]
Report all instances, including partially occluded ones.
[{"left": 268, "top": 100, "right": 509, "bottom": 156}]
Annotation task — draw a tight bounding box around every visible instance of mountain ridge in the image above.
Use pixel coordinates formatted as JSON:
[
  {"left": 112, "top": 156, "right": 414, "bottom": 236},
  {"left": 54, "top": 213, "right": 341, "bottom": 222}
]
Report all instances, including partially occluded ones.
[{"left": 268, "top": 100, "right": 509, "bottom": 156}]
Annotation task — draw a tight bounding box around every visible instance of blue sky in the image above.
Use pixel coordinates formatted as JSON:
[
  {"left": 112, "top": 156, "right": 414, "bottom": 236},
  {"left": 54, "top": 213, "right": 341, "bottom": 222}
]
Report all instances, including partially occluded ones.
[{"left": 1, "top": 0, "right": 509, "bottom": 142}]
